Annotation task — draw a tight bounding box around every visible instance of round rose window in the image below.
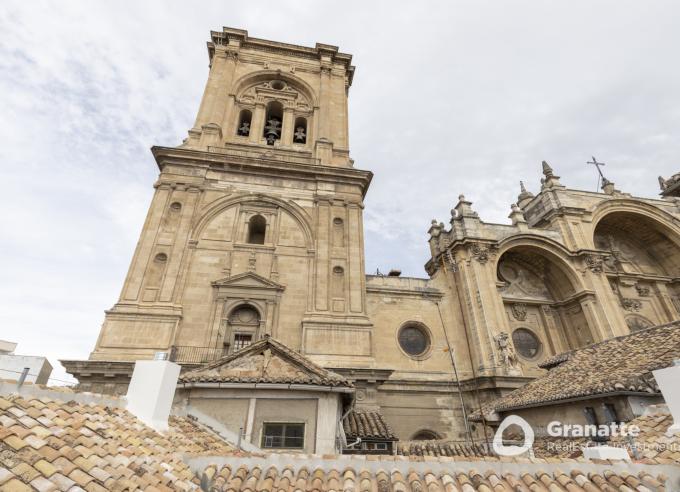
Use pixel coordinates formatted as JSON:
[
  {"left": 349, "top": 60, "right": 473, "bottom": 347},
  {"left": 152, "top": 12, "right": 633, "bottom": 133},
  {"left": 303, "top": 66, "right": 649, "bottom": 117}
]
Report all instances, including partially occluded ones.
[
  {"left": 511, "top": 328, "right": 541, "bottom": 359},
  {"left": 398, "top": 324, "right": 430, "bottom": 357}
]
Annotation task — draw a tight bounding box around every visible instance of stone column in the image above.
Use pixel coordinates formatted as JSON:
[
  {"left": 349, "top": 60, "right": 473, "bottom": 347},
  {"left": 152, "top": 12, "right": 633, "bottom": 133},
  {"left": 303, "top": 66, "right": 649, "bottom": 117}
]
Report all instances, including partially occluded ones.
[
  {"left": 654, "top": 282, "right": 680, "bottom": 322},
  {"left": 318, "top": 65, "right": 332, "bottom": 140},
  {"left": 122, "top": 184, "right": 172, "bottom": 301},
  {"left": 216, "top": 51, "right": 239, "bottom": 135},
  {"left": 579, "top": 297, "right": 605, "bottom": 345},
  {"left": 159, "top": 186, "right": 201, "bottom": 302},
  {"left": 314, "top": 199, "right": 331, "bottom": 311},
  {"left": 193, "top": 46, "right": 229, "bottom": 130},
  {"left": 249, "top": 102, "right": 265, "bottom": 144},
  {"left": 282, "top": 107, "right": 294, "bottom": 146},
  {"left": 583, "top": 263, "right": 625, "bottom": 338},
  {"left": 454, "top": 248, "right": 506, "bottom": 376},
  {"left": 347, "top": 203, "right": 365, "bottom": 313}
]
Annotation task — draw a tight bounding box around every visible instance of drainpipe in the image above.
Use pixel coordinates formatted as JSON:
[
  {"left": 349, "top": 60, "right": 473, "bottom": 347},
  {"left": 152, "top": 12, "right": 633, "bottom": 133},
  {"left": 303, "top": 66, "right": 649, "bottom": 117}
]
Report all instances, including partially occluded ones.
[{"left": 436, "top": 300, "right": 471, "bottom": 441}]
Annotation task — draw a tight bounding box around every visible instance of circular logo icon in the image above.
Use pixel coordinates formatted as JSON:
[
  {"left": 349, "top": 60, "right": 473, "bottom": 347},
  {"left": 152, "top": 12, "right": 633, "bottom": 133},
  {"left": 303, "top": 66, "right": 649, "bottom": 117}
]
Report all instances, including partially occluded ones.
[{"left": 492, "top": 415, "right": 534, "bottom": 457}]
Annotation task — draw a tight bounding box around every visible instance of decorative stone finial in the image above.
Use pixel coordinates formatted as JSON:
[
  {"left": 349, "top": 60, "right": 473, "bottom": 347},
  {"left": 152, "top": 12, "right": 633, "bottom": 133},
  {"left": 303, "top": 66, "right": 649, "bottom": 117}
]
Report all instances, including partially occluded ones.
[
  {"left": 428, "top": 220, "right": 443, "bottom": 237},
  {"left": 453, "top": 194, "right": 478, "bottom": 220},
  {"left": 509, "top": 202, "right": 527, "bottom": 226},
  {"left": 601, "top": 177, "right": 617, "bottom": 195},
  {"left": 540, "top": 161, "right": 563, "bottom": 189},
  {"left": 542, "top": 161, "right": 553, "bottom": 178},
  {"left": 517, "top": 180, "right": 534, "bottom": 208},
  {"left": 659, "top": 173, "right": 680, "bottom": 198}
]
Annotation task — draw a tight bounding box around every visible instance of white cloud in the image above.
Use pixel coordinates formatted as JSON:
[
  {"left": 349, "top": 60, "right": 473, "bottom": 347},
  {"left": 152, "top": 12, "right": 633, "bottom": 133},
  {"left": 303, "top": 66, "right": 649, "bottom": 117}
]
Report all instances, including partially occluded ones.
[{"left": 1, "top": 0, "right": 679, "bottom": 384}]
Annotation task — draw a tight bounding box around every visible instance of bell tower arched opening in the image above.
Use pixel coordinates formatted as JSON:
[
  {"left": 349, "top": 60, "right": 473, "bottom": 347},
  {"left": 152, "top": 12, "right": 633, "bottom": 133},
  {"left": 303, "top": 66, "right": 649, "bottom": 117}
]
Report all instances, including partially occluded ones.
[{"left": 263, "top": 101, "right": 283, "bottom": 145}]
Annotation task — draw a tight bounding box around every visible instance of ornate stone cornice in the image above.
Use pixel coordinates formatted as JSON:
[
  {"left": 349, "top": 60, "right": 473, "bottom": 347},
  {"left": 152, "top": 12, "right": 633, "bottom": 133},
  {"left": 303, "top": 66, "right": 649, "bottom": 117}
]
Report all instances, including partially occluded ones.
[
  {"left": 151, "top": 146, "right": 373, "bottom": 198},
  {"left": 208, "top": 27, "right": 355, "bottom": 86}
]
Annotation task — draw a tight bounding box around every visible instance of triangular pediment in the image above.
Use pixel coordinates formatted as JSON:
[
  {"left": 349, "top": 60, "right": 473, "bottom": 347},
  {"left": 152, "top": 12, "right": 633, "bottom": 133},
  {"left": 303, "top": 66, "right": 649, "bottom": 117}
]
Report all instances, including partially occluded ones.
[
  {"left": 212, "top": 271, "right": 284, "bottom": 291},
  {"left": 179, "top": 336, "right": 351, "bottom": 388}
]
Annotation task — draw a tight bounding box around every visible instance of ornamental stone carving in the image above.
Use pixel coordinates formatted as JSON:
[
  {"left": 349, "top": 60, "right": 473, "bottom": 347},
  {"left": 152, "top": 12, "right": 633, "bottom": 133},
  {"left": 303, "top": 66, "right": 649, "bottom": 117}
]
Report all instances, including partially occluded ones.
[
  {"left": 635, "top": 283, "right": 651, "bottom": 297},
  {"left": 584, "top": 254, "right": 605, "bottom": 274},
  {"left": 621, "top": 298, "right": 642, "bottom": 312},
  {"left": 494, "top": 332, "right": 520, "bottom": 374},
  {"left": 469, "top": 243, "right": 497, "bottom": 264},
  {"left": 511, "top": 303, "right": 528, "bottom": 321}
]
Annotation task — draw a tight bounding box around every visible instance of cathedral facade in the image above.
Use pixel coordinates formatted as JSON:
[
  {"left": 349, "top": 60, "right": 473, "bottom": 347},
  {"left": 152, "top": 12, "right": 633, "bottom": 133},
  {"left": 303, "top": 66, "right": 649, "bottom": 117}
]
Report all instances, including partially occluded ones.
[{"left": 62, "top": 27, "right": 680, "bottom": 442}]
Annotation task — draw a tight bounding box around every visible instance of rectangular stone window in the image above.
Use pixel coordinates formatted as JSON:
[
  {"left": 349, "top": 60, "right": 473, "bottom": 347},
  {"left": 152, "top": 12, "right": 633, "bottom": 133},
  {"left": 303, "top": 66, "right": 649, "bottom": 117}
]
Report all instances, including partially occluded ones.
[
  {"left": 233, "top": 333, "right": 253, "bottom": 352},
  {"left": 261, "top": 422, "right": 305, "bottom": 449}
]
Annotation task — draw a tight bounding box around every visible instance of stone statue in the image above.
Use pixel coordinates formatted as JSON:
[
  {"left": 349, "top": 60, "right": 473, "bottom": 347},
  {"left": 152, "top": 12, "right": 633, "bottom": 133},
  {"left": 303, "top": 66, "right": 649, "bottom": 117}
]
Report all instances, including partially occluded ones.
[{"left": 495, "top": 332, "right": 520, "bottom": 374}]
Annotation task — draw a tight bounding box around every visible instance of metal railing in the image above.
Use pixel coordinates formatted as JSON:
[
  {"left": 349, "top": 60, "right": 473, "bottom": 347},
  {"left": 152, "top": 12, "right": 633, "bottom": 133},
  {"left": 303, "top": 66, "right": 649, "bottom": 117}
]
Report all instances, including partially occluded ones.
[{"left": 169, "top": 346, "right": 229, "bottom": 365}]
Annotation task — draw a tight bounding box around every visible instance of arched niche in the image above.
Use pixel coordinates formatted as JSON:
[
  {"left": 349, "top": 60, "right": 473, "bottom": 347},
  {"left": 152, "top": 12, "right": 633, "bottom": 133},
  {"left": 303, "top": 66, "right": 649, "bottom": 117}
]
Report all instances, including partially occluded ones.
[
  {"left": 593, "top": 211, "right": 680, "bottom": 277},
  {"left": 193, "top": 194, "right": 314, "bottom": 250},
  {"left": 593, "top": 210, "right": 680, "bottom": 326},
  {"left": 496, "top": 245, "right": 595, "bottom": 353}
]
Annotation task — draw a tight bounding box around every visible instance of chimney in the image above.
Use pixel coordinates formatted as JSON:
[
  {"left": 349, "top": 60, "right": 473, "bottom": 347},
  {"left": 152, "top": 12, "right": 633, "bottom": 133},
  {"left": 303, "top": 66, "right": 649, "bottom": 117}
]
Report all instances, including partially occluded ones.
[
  {"left": 653, "top": 359, "right": 680, "bottom": 435},
  {"left": 125, "top": 354, "right": 181, "bottom": 432}
]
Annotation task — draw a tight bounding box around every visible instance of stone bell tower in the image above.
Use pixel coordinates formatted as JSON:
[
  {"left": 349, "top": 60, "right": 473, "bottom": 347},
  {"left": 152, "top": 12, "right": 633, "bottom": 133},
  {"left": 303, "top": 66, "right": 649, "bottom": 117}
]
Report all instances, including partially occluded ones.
[{"left": 63, "top": 27, "right": 374, "bottom": 394}]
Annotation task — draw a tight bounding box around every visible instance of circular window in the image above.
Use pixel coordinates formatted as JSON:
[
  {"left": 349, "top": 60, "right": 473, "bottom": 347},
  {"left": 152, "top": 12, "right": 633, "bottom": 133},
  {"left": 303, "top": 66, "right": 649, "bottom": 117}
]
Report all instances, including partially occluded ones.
[
  {"left": 271, "top": 80, "right": 285, "bottom": 90},
  {"left": 170, "top": 202, "right": 182, "bottom": 211},
  {"left": 511, "top": 328, "right": 541, "bottom": 359},
  {"left": 333, "top": 217, "right": 343, "bottom": 226},
  {"left": 398, "top": 323, "right": 431, "bottom": 358},
  {"left": 154, "top": 253, "right": 168, "bottom": 263},
  {"left": 333, "top": 266, "right": 344, "bottom": 274}
]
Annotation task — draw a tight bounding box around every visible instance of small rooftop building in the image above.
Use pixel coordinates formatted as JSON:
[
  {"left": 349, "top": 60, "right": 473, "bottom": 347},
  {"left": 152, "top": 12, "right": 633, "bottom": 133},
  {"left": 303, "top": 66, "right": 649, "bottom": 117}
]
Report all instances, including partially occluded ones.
[
  {"left": 175, "top": 336, "right": 353, "bottom": 455},
  {"left": 0, "top": 341, "right": 52, "bottom": 385},
  {"left": 472, "top": 321, "right": 680, "bottom": 440}
]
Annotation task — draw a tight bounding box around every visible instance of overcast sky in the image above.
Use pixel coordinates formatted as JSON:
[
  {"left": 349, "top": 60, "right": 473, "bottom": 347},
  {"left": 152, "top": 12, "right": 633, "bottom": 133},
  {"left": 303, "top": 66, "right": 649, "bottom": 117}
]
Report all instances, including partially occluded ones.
[{"left": 1, "top": 1, "right": 679, "bottom": 384}]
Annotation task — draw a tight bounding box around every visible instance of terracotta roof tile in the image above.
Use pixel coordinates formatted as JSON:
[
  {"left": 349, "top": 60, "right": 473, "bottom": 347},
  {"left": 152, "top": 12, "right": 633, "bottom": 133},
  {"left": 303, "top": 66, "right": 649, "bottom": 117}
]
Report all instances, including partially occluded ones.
[
  {"left": 608, "top": 405, "right": 680, "bottom": 464},
  {"left": 198, "top": 462, "right": 671, "bottom": 491},
  {"left": 342, "top": 410, "right": 397, "bottom": 440},
  {"left": 397, "top": 440, "right": 492, "bottom": 458},
  {"left": 0, "top": 394, "right": 235, "bottom": 490},
  {"left": 179, "top": 336, "right": 352, "bottom": 387},
  {"left": 472, "top": 321, "right": 680, "bottom": 418}
]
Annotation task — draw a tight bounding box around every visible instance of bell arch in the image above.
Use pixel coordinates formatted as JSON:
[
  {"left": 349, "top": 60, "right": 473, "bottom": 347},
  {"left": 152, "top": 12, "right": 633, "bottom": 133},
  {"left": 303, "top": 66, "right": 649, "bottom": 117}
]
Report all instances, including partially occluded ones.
[{"left": 496, "top": 242, "right": 597, "bottom": 355}]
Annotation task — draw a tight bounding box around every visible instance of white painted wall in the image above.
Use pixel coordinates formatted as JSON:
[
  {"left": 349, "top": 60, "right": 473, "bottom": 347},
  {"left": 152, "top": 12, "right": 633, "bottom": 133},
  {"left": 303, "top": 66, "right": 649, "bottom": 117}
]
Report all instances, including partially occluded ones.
[
  {"left": 126, "top": 360, "right": 180, "bottom": 432},
  {"left": 315, "top": 392, "right": 342, "bottom": 454},
  {"left": 0, "top": 340, "right": 17, "bottom": 354},
  {"left": 653, "top": 360, "right": 680, "bottom": 434},
  {"left": 0, "top": 354, "right": 52, "bottom": 384}
]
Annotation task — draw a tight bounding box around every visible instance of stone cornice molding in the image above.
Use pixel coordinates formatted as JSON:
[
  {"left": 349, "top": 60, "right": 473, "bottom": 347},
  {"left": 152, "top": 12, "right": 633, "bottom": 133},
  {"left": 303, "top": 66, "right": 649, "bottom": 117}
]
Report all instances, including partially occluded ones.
[
  {"left": 208, "top": 27, "right": 355, "bottom": 86},
  {"left": 152, "top": 146, "right": 373, "bottom": 198}
]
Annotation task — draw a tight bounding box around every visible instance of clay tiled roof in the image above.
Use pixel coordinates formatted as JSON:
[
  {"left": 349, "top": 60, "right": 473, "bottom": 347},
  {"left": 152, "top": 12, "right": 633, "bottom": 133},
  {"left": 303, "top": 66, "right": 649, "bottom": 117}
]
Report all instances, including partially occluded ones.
[
  {"left": 472, "top": 321, "right": 680, "bottom": 418},
  {"left": 179, "top": 336, "right": 352, "bottom": 388},
  {"left": 342, "top": 410, "right": 397, "bottom": 440},
  {"left": 198, "top": 462, "right": 668, "bottom": 491},
  {"left": 0, "top": 393, "right": 234, "bottom": 491},
  {"left": 397, "top": 440, "right": 491, "bottom": 458},
  {"left": 609, "top": 405, "right": 680, "bottom": 464}
]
